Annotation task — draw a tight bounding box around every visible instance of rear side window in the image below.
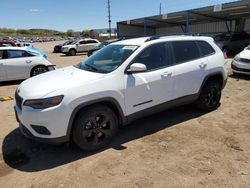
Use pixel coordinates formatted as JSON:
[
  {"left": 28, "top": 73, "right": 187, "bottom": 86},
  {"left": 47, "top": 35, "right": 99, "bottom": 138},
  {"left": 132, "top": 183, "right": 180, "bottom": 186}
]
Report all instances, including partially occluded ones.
[
  {"left": 79, "top": 41, "right": 86, "bottom": 44},
  {"left": 172, "top": 41, "right": 200, "bottom": 64},
  {"left": 197, "top": 41, "right": 215, "bottom": 57}
]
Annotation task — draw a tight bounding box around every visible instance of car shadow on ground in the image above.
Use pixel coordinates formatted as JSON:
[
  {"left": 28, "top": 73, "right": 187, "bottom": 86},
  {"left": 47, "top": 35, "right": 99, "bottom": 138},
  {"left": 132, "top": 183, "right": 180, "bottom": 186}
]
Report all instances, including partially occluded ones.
[
  {"left": 229, "top": 73, "right": 250, "bottom": 81},
  {"left": 2, "top": 105, "right": 205, "bottom": 172},
  {"left": 0, "top": 80, "right": 23, "bottom": 87}
]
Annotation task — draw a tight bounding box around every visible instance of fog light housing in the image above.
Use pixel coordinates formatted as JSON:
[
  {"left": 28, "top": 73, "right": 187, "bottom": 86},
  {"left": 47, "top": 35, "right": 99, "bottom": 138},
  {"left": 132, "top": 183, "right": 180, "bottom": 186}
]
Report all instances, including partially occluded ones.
[{"left": 31, "top": 125, "right": 51, "bottom": 135}]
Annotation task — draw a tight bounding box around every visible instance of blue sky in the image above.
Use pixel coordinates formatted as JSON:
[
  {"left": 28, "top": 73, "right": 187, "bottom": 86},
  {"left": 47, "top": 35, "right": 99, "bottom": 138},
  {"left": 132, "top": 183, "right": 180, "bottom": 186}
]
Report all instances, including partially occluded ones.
[{"left": 1, "top": 0, "right": 238, "bottom": 31}]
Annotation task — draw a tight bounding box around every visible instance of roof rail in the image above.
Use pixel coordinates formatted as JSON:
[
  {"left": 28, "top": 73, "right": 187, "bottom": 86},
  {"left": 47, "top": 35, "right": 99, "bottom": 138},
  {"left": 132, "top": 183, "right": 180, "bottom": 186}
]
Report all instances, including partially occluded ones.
[
  {"left": 145, "top": 36, "right": 160, "bottom": 42},
  {"left": 145, "top": 33, "right": 211, "bottom": 42}
]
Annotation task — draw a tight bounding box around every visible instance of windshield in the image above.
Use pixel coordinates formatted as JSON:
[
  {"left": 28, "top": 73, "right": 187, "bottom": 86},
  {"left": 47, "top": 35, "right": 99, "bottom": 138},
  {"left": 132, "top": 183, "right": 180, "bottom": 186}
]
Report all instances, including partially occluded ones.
[
  {"left": 69, "top": 40, "right": 78, "bottom": 45},
  {"left": 77, "top": 44, "right": 138, "bottom": 73},
  {"left": 99, "top": 41, "right": 109, "bottom": 48},
  {"left": 214, "top": 34, "right": 230, "bottom": 42},
  {"left": 246, "top": 45, "right": 250, "bottom": 50},
  {"left": 63, "top": 40, "right": 73, "bottom": 45}
]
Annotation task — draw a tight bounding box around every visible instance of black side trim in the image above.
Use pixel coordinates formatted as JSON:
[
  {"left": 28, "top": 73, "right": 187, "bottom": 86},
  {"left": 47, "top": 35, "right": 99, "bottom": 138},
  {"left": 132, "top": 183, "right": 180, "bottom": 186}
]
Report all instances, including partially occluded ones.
[
  {"left": 127, "top": 94, "right": 199, "bottom": 124},
  {"left": 133, "top": 100, "right": 153, "bottom": 107}
]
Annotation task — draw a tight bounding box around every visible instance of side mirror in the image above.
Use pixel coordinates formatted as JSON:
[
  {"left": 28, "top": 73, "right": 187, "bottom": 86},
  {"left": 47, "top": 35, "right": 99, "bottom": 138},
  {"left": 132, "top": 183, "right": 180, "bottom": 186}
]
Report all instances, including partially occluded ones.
[{"left": 127, "top": 63, "right": 147, "bottom": 74}]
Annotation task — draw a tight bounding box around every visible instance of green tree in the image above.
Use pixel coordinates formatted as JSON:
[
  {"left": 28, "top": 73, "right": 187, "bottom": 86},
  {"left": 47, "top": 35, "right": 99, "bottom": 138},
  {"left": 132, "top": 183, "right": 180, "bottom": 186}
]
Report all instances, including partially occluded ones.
[{"left": 66, "top": 29, "right": 75, "bottom": 37}]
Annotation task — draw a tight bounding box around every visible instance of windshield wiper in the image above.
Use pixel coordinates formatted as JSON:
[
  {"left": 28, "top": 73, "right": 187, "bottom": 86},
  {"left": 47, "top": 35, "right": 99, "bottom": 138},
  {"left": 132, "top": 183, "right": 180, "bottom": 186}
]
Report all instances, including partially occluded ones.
[{"left": 85, "top": 63, "right": 98, "bottom": 72}]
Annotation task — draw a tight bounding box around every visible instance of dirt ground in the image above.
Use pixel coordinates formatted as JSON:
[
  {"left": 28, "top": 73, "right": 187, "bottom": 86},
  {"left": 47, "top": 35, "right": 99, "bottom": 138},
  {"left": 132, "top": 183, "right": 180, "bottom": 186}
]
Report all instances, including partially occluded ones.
[{"left": 0, "top": 41, "right": 250, "bottom": 188}]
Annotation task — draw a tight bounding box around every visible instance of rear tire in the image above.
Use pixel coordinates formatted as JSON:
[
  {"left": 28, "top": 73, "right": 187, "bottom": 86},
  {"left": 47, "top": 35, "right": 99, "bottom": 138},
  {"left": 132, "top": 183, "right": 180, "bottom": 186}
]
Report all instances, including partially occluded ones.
[
  {"left": 195, "top": 80, "right": 222, "bottom": 112},
  {"left": 72, "top": 105, "right": 118, "bottom": 151}
]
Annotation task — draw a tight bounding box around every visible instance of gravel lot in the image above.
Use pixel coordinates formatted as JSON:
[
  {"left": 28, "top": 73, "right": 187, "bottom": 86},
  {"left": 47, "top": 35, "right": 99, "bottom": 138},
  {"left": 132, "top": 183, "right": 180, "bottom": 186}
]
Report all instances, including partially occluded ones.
[{"left": 0, "top": 41, "right": 250, "bottom": 188}]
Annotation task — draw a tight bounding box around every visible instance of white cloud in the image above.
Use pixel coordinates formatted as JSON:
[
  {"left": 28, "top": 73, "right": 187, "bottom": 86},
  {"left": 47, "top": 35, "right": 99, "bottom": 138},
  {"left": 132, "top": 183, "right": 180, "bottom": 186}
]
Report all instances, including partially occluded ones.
[{"left": 29, "top": 9, "right": 41, "bottom": 12}]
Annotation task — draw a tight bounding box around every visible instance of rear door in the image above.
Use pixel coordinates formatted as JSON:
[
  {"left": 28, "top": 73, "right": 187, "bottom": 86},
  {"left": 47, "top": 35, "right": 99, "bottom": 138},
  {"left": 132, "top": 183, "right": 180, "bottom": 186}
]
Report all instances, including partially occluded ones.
[
  {"left": 170, "top": 40, "right": 211, "bottom": 99},
  {"left": 3, "top": 50, "right": 31, "bottom": 80}
]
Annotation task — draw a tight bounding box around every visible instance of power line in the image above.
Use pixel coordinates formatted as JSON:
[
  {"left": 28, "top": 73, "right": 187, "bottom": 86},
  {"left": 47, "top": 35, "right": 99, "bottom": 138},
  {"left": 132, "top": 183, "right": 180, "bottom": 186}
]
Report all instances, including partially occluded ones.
[{"left": 160, "top": 2, "right": 162, "bottom": 15}]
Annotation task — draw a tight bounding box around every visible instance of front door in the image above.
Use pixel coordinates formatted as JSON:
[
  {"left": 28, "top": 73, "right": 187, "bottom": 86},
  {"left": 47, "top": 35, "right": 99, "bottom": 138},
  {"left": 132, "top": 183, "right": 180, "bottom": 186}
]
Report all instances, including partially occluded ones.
[
  {"left": 4, "top": 50, "right": 30, "bottom": 80},
  {"left": 0, "top": 50, "right": 6, "bottom": 81},
  {"left": 123, "top": 42, "right": 175, "bottom": 116}
]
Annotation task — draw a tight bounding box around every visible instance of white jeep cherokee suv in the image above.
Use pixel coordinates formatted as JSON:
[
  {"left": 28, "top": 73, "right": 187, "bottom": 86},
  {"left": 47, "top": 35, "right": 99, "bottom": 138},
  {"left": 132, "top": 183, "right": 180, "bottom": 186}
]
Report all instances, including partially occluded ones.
[
  {"left": 14, "top": 36, "right": 227, "bottom": 151},
  {"left": 61, "top": 38, "right": 100, "bottom": 56}
]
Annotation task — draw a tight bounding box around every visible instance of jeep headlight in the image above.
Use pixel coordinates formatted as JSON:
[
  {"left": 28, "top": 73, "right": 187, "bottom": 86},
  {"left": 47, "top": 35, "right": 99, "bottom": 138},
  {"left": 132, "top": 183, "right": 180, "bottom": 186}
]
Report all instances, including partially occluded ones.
[{"left": 24, "top": 95, "right": 64, "bottom": 109}]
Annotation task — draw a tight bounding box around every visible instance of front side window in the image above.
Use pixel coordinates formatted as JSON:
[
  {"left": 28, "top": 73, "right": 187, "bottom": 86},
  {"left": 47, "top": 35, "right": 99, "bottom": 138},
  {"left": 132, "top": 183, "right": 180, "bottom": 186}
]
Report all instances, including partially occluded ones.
[
  {"left": 87, "top": 40, "right": 98, "bottom": 44},
  {"left": 172, "top": 41, "right": 200, "bottom": 64},
  {"left": 132, "top": 43, "right": 172, "bottom": 71},
  {"left": 0, "top": 50, "right": 3, "bottom": 59},
  {"left": 79, "top": 41, "right": 87, "bottom": 45},
  {"left": 78, "top": 45, "right": 138, "bottom": 73},
  {"left": 7, "top": 50, "right": 32, "bottom": 59}
]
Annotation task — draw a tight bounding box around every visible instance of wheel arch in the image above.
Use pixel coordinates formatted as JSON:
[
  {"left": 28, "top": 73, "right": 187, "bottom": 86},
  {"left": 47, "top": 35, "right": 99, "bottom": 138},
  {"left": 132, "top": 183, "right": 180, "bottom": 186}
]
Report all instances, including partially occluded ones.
[
  {"left": 30, "top": 65, "right": 48, "bottom": 77},
  {"left": 69, "top": 48, "right": 77, "bottom": 53},
  {"left": 199, "top": 72, "right": 225, "bottom": 94},
  {"left": 66, "top": 97, "right": 127, "bottom": 141}
]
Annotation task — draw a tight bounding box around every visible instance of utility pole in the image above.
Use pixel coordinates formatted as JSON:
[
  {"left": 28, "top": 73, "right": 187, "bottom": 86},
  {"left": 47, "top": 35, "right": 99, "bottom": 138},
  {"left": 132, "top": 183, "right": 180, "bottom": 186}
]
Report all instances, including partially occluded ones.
[
  {"left": 159, "top": 2, "right": 162, "bottom": 15},
  {"left": 107, "top": 0, "right": 111, "bottom": 38}
]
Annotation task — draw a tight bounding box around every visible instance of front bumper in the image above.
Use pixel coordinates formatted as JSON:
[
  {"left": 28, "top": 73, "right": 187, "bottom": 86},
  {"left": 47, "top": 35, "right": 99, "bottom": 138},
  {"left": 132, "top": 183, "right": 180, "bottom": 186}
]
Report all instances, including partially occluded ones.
[
  {"left": 61, "top": 48, "right": 69, "bottom": 53},
  {"left": 14, "top": 100, "right": 71, "bottom": 144},
  {"left": 19, "top": 122, "right": 68, "bottom": 144},
  {"left": 231, "top": 60, "right": 250, "bottom": 75}
]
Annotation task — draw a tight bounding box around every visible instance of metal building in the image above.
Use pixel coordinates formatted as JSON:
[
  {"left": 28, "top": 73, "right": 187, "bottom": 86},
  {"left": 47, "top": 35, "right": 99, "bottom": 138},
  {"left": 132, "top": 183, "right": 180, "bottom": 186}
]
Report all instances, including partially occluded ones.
[{"left": 117, "top": 1, "right": 250, "bottom": 38}]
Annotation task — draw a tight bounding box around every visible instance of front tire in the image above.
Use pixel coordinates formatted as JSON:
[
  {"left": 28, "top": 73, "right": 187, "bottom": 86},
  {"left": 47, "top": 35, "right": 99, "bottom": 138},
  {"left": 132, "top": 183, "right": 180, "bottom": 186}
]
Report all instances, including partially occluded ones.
[
  {"left": 195, "top": 80, "right": 222, "bottom": 112},
  {"left": 68, "top": 49, "right": 76, "bottom": 56},
  {"left": 72, "top": 105, "right": 118, "bottom": 151},
  {"left": 30, "top": 66, "right": 48, "bottom": 77}
]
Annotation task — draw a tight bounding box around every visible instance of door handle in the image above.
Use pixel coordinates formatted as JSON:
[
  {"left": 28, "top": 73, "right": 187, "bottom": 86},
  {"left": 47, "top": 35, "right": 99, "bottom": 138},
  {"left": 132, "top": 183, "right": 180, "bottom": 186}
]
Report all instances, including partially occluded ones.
[
  {"left": 0, "top": 63, "right": 3, "bottom": 65},
  {"left": 199, "top": 62, "right": 207, "bottom": 69},
  {"left": 161, "top": 72, "right": 172, "bottom": 78},
  {"left": 26, "top": 60, "right": 32, "bottom": 64}
]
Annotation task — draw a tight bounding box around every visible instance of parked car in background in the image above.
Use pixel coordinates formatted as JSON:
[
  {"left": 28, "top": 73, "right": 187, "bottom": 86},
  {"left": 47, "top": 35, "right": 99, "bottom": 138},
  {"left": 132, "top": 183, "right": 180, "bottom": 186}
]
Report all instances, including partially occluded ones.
[
  {"left": 23, "top": 43, "right": 33, "bottom": 47},
  {"left": 0, "top": 40, "right": 16, "bottom": 47},
  {"left": 61, "top": 38, "right": 100, "bottom": 56},
  {"left": 214, "top": 32, "right": 250, "bottom": 55},
  {"left": 0, "top": 47, "right": 55, "bottom": 82},
  {"left": 16, "top": 43, "right": 33, "bottom": 47},
  {"left": 232, "top": 45, "right": 250, "bottom": 75},
  {"left": 87, "top": 39, "right": 120, "bottom": 56},
  {"left": 14, "top": 36, "right": 227, "bottom": 151},
  {"left": 53, "top": 40, "right": 74, "bottom": 53}
]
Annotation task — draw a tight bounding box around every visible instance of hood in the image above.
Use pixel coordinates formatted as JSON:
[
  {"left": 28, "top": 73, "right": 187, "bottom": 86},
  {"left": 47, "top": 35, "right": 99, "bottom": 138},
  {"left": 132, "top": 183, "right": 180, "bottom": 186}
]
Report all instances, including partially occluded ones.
[
  {"left": 55, "top": 44, "right": 62, "bottom": 47},
  {"left": 239, "top": 49, "right": 250, "bottom": 59},
  {"left": 62, "top": 44, "right": 75, "bottom": 48},
  {"left": 18, "top": 66, "right": 105, "bottom": 98}
]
